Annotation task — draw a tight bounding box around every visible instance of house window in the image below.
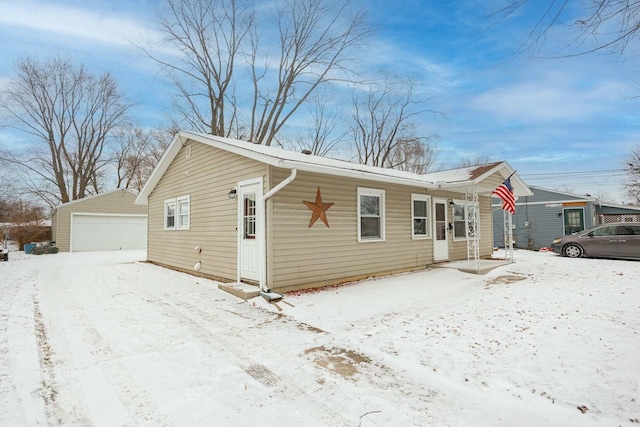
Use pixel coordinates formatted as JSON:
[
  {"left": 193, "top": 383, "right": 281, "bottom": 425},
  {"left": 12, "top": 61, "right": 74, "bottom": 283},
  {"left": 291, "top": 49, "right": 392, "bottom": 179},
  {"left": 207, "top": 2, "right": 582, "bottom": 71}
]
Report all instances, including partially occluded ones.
[
  {"left": 452, "top": 200, "right": 479, "bottom": 240},
  {"left": 177, "top": 195, "right": 190, "bottom": 229},
  {"left": 412, "top": 194, "right": 431, "bottom": 239},
  {"left": 164, "top": 199, "right": 176, "bottom": 230},
  {"left": 358, "top": 188, "right": 385, "bottom": 242}
]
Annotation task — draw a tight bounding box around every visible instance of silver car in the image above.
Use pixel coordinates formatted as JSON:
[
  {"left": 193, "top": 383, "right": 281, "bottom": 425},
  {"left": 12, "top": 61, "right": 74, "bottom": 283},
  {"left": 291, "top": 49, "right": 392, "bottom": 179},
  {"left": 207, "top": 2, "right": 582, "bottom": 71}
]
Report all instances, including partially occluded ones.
[{"left": 551, "top": 222, "right": 640, "bottom": 260}]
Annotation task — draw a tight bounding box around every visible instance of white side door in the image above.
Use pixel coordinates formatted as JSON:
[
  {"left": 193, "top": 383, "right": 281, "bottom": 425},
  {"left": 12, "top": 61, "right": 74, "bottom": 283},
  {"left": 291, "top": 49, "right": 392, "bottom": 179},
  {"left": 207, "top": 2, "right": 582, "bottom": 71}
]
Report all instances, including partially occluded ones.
[
  {"left": 433, "top": 198, "right": 449, "bottom": 261},
  {"left": 238, "top": 182, "right": 261, "bottom": 282}
]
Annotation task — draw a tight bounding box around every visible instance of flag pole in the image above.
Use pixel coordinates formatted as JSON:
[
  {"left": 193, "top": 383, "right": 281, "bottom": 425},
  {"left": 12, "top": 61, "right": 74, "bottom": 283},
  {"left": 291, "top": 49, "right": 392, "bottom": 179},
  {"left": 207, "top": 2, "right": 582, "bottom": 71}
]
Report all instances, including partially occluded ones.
[
  {"left": 506, "top": 170, "right": 516, "bottom": 262},
  {"left": 508, "top": 211, "right": 513, "bottom": 262}
]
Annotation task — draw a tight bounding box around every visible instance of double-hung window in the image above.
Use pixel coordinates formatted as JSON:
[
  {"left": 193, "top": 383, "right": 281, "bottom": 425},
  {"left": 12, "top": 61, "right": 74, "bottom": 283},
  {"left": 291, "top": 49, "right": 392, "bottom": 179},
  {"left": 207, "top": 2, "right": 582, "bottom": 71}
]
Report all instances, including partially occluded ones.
[
  {"left": 452, "top": 200, "right": 479, "bottom": 240},
  {"left": 164, "top": 199, "right": 176, "bottom": 230},
  {"left": 177, "top": 195, "right": 190, "bottom": 229},
  {"left": 411, "top": 194, "right": 431, "bottom": 239},
  {"left": 164, "top": 195, "right": 190, "bottom": 230},
  {"left": 358, "top": 187, "right": 385, "bottom": 242}
]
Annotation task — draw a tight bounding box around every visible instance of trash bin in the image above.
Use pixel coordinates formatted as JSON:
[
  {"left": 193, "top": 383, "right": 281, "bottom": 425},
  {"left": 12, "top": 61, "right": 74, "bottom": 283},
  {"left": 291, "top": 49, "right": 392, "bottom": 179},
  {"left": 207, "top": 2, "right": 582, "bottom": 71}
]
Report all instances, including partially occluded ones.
[{"left": 24, "top": 243, "right": 36, "bottom": 254}]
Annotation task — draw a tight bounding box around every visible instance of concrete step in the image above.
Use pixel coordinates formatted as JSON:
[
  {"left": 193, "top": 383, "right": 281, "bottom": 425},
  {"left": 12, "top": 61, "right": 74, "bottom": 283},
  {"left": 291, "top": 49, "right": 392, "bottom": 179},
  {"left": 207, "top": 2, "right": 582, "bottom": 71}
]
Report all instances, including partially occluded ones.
[{"left": 218, "top": 282, "right": 261, "bottom": 300}]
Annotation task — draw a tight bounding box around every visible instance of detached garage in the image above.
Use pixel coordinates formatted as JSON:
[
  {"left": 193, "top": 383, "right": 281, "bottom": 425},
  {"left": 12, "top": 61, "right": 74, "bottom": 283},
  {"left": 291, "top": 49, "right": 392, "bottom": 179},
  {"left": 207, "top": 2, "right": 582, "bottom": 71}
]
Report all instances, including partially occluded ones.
[{"left": 51, "top": 189, "right": 148, "bottom": 252}]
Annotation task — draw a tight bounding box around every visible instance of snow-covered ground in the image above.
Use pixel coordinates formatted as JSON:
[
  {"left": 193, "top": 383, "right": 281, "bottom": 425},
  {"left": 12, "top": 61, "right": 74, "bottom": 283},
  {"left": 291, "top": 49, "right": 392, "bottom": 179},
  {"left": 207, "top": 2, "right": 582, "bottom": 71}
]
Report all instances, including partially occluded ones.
[{"left": 1, "top": 247, "right": 638, "bottom": 426}]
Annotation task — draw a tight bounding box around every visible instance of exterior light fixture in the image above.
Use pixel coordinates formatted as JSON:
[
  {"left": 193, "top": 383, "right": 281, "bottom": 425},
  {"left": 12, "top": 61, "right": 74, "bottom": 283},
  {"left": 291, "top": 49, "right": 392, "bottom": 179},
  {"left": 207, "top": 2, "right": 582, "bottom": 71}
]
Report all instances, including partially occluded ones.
[{"left": 228, "top": 188, "right": 237, "bottom": 199}]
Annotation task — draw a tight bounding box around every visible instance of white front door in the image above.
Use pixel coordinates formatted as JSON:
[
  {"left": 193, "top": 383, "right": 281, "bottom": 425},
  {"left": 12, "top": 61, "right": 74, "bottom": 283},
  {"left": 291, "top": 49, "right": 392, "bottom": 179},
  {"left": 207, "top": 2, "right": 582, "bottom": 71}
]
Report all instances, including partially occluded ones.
[
  {"left": 238, "top": 182, "right": 261, "bottom": 282},
  {"left": 433, "top": 199, "right": 449, "bottom": 261}
]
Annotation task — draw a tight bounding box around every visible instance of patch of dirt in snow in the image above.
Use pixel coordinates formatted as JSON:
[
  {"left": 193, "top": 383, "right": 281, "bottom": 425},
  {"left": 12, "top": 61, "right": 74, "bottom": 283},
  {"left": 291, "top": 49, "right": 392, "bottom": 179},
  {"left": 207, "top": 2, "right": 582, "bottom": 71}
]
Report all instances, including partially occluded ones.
[
  {"left": 33, "top": 298, "right": 58, "bottom": 417},
  {"left": 304, "top": 346, "right": 372, "bottom": 379},
  {"left": 485, "top": 275, "right": 527, "bottom": 287}
]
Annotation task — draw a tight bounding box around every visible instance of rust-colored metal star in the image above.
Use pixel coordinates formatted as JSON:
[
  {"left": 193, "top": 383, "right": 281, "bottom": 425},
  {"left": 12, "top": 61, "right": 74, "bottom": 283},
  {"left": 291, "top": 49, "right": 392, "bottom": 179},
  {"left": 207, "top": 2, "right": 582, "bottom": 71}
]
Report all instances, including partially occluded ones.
[{"left": 303, "top": 187, "right": 334, "bottom": 228}]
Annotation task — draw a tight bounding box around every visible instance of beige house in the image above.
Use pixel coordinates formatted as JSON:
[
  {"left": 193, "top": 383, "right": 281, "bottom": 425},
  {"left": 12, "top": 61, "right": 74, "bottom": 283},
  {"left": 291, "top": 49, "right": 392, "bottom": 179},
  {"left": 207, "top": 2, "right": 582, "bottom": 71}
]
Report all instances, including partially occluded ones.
[
  {"left": 136, "top": 131, "right": 532, "bottom": 294},
  {"left": 52, "top": 189, "right": 148, "bottom": 252}
]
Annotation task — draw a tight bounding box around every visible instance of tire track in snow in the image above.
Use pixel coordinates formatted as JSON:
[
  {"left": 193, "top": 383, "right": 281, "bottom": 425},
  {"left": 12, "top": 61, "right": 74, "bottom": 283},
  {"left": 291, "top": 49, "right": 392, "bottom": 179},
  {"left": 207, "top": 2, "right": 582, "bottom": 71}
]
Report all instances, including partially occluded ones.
[
  {"left": 146, "top": 293, "right": 353, "bottom": 426},
  {"left": 0, "top": 272, "right": 48, "bottom": 426},
  {"left": 35, "top": 258, "right": 172, "bottom": 426},
  {"left": 113, "top": 262, "right": 354, "bottom": 426}
]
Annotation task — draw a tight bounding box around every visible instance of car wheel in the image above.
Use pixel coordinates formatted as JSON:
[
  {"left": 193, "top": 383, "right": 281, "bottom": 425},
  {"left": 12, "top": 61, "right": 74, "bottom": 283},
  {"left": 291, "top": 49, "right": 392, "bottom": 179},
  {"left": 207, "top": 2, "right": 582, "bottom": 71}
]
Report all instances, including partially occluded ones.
[{"left": 563, "top": 244, "right": 583, "bottom": 258}]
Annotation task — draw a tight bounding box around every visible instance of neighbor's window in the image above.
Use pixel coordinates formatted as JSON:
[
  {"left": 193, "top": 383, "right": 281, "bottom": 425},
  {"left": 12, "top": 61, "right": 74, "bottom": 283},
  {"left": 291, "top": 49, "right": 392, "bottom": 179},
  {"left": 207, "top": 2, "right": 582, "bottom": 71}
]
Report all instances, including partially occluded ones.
[
  {"left": 358, "top": 187, "right": 385, "bottom": 241},
  {"left": 412, "top": 194, "right": 431, "bottom": 239},
  {"left": 164, "top": 199, "right": 176, "bottom": 230},
  {"left": 452, "top": 201, "right": 479, "bottom": 240},
  {"left": 177, "top": 195, "right": 190, "bottom": 229}
]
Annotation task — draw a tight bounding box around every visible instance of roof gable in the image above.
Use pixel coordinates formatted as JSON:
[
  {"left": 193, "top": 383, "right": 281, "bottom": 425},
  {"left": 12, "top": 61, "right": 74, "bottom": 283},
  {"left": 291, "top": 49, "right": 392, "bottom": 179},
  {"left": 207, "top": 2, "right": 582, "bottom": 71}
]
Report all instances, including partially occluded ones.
[{"left": 54, "top": 188, "right": 139, "bottom": 211}]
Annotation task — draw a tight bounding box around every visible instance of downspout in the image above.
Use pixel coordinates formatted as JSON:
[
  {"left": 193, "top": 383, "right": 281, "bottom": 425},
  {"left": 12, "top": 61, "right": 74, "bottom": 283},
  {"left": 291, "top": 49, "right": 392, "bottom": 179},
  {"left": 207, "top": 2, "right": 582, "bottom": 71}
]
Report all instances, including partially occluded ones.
[
  {"left": 260, "top": 168, "right": 297, "bottom": 292},
  {"left": 264, "top": 168, "right": 297, "bottom": 201}
]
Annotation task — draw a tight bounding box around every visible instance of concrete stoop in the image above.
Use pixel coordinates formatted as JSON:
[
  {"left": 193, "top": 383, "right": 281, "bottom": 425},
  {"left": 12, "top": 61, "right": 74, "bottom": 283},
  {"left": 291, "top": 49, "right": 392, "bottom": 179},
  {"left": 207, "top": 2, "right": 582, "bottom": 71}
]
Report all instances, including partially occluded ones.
[
  {"left": 434, "top": 258, "right": 513, "bottom": 275},
  {"left": 218, "top": 282, "right": 261, "bottom": 300}
]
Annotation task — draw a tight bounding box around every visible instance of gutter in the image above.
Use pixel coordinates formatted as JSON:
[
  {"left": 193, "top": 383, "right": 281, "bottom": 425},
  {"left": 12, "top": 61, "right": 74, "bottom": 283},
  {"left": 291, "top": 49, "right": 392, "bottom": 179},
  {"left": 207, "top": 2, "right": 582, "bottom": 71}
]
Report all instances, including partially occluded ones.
[
  {"left": 279, "top": 160, "right": 437, "bottom": 190},
  {"left": 260, "top": 168, "right": 297, "bottom": 292}
]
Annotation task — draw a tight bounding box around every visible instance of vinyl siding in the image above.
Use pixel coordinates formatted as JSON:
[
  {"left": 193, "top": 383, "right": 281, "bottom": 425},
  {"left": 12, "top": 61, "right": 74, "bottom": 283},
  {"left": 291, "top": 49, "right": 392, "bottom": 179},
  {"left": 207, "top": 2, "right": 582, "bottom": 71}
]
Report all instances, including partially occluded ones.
[
  {"left": 53, "top": 189, "right": 146, "bottom": 252},
  {"left": 267, "top": 168, "right": 494, "bottom": 291},
  {"left": 147, "top": 141, "right": 268, "bottom": 281},
  {"left": 492, "top": 186, "right": 601, "bottom": 249}
]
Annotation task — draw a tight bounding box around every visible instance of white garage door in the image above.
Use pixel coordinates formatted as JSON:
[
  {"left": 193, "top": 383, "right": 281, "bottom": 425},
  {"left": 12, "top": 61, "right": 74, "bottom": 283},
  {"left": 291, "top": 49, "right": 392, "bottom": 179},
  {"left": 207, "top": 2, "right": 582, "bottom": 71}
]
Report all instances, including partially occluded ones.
[{"left": 71, "top": 214, "right": 147, "bottom": 252}]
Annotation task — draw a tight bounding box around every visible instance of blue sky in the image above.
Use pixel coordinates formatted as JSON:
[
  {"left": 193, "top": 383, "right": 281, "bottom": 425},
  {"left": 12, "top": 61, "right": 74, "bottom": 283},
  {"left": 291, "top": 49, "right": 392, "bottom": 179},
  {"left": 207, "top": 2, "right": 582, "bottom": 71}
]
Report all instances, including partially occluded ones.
[{"left": 0, "top": 0, "right": 638, "bottom": 202}]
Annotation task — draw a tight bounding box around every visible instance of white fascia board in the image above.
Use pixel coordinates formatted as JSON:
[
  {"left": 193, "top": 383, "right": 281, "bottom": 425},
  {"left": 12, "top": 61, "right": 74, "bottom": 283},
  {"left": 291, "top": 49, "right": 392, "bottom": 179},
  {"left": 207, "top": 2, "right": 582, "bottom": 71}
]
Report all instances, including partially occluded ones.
[
  {"left": 136, "top": 133, "right": 185, "bottom": 205},
  {"left": 56, "top": 188, "right": 138, "bottom": 210},
  {"left": 278, "top": 160, "right": 438, "bottom": 189}
]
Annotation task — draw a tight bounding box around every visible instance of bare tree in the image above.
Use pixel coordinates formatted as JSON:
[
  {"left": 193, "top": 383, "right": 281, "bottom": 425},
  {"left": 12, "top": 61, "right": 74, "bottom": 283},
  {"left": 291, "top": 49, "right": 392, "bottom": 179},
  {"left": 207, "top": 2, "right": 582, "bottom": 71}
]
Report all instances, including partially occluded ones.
[
  {"left": 0, "top": 56, "right": 133, "bottom": 206},
  {"left": 387, "top": 137, "right": 439, "bottom": 174},
  {"left": 494, "top": 1, "right": 640, "bottom": 57},
  {"left": 145, "top": 0, "right": 368, "bottom": 145},
  {"left": 144, "top": 0, "right": 254, "bottom": 136},
  {"left": 455, "top": 154, "right": 495, "bottom": 168},
  {"left": 350, "top": 75, "right": 439, "bottom": 170},
  {"left": 248, "top": 0, "right": 368, "bottom": 146},
  {"left": 625, "top": 145, "right": 640, "bottom": 204},
  {"left": 4, "top": 199, "right": 50, "bottom": 249},
  {"left": 112, "top": 127, "right": 172, "bottom": 192},
  {"left": 276, "top": 89, "right": 345, "bottom": 156}
]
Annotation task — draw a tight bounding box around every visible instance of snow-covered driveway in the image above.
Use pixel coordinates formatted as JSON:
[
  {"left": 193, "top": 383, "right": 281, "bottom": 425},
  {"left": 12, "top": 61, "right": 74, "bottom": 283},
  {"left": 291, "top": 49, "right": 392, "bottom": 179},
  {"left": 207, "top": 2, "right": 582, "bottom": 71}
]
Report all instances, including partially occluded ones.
[{"left": 1, "top": 249, "right": 638, "bottom": 426}]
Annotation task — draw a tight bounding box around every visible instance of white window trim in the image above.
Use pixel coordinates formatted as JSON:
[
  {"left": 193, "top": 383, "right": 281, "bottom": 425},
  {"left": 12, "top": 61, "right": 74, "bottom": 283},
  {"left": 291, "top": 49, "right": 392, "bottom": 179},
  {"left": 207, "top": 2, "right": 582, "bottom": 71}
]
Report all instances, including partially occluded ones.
[
  {"left": 411, "top": 194, "right": 432, "bottom": 239},
  {"left": 164, "top": 199, "right": 176, "bottom": 230},
  {"left": 177, "top": 195, "right": 190, "bottom": 230},
  {"left": 452, "top": 200, "right": 480, "bottom": 241},
  {"left": 357, "top": 187, "right": 385, "bottom": 242}
]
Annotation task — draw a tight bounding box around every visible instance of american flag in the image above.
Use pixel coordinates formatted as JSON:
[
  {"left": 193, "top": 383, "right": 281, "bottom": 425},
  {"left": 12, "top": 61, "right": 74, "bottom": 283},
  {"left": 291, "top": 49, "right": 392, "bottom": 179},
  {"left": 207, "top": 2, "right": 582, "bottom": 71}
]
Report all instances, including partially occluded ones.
[{"left": 493, "top": 178, "right": 515, "bottom": 214}]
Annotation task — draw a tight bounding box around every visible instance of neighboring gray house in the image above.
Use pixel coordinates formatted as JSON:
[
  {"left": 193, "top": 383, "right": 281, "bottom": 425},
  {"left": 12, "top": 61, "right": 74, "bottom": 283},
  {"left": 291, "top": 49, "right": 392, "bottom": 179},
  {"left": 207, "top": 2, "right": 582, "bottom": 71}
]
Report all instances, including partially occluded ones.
[
  {"left": 136, "top": 131, "right": 532, "bottom": 294},
  {"left": 51, "top": 189, "right": 148, "bottom": 252},
  {"left": 492, "top": 185, "right": 640, "bottom": 249}
]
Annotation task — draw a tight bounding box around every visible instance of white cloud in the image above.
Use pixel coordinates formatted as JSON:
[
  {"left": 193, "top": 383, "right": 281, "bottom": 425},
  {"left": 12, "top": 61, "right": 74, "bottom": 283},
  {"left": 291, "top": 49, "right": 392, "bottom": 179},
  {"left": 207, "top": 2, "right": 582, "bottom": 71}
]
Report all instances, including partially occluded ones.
[
  {"left": 471, "top": 81, "right": 624, "bottom": 123},
  {"left": 0, "top": 0, "right": 162, "bottom": 50}
]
